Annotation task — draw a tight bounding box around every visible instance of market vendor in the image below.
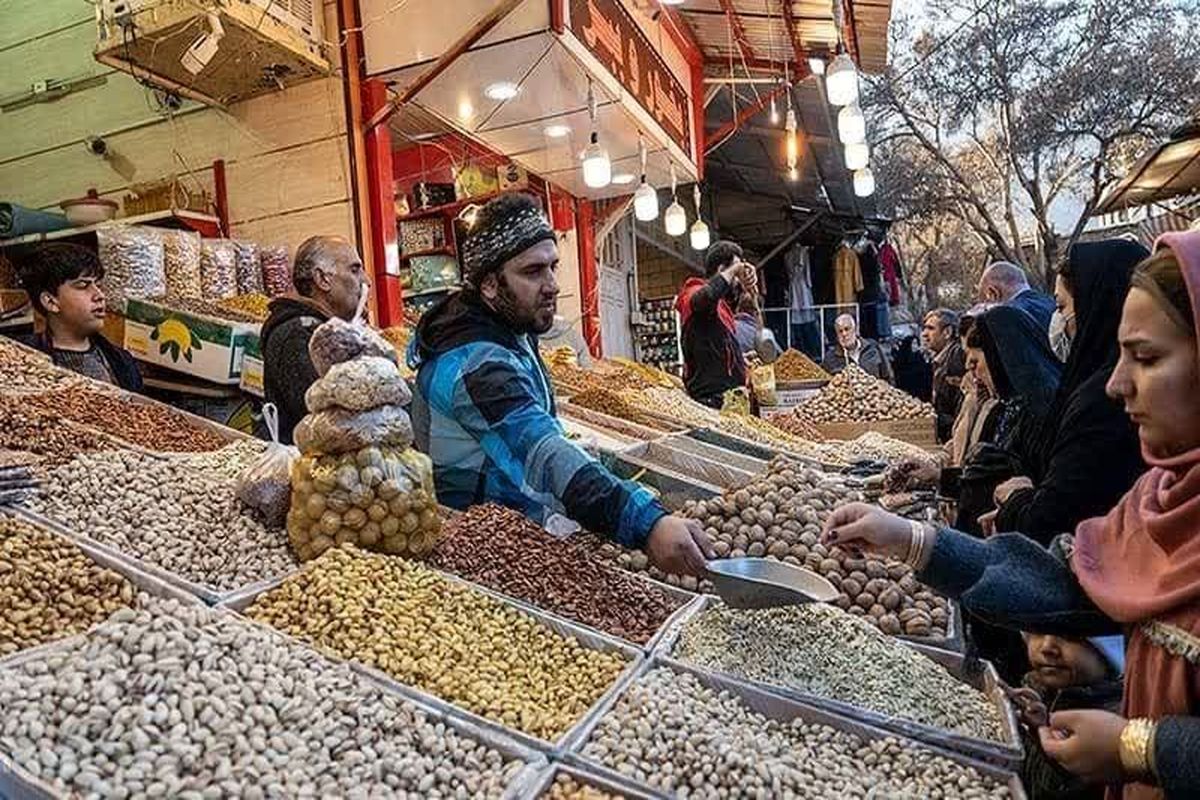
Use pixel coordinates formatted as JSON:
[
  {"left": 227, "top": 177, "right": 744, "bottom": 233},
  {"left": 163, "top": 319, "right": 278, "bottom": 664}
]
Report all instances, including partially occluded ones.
[
  {"left": 17, "top": 243, "right": 142, "bottom": 391},
  {"left": 410, "top": 192, "right": 713, "bottom": 577},
  {"left": 676, "top": 240, "right": 754, "bottom": 408},
  {"left": 261, "top": 235, "right": 368, "bottom": 444},
  {"left": 822, "top": 313, "right": 894, "bottom": 383}
]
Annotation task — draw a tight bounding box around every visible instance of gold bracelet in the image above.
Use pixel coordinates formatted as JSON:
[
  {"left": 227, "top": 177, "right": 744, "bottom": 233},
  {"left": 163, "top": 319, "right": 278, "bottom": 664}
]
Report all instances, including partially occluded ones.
[
  {"left": 906, "top": 521, "right": 926, "bottom": 569},
  {"left": 1118, "top": 718, "right": 1156, "bottom": 781}
]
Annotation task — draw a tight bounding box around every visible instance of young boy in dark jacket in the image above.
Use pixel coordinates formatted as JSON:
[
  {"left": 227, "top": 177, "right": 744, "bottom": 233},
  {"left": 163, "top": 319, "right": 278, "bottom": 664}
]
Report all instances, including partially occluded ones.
[
  {"left": 17, "top": 243, "right": 142, "bottom": 391},
  {"left": 1014, "top": 633, "right": 1125, "bottom": 800}
]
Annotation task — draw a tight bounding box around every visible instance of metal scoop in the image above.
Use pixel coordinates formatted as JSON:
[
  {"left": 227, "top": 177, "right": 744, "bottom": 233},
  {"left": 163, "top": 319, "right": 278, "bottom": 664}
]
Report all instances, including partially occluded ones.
[{"left": 705, "top": 558, "right": 840, "bottom": 609}]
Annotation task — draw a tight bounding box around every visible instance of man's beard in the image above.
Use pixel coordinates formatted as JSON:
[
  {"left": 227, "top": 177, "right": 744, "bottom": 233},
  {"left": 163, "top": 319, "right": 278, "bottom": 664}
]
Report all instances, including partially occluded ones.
[{"left": 492, "top": 274, "right": 554, "bottom": 335}]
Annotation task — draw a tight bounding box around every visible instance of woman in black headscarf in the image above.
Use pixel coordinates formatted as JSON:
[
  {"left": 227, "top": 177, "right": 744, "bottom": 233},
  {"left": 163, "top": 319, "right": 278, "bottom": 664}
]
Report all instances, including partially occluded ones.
[
  {"left": 992, "top": 240, "right": 1148, "bottom": 543},
  {"left": 954, "top": 304, "right": 1063, "bottom": 535}
]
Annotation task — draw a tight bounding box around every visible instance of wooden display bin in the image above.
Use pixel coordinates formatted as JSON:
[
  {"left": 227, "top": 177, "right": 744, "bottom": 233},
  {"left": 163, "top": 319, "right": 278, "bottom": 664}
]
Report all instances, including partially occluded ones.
[{"left": 815, "top": 417, "right": 939, "bottom": 450}]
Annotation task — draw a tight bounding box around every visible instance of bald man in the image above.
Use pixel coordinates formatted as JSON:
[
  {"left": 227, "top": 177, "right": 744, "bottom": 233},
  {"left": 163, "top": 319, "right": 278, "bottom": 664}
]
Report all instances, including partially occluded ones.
[
  {"left": 260, "top": 236, "right": 370, "bottom": 443},
  {"left": 976, "top": 261, "right": 1055, "bottom": 332}
]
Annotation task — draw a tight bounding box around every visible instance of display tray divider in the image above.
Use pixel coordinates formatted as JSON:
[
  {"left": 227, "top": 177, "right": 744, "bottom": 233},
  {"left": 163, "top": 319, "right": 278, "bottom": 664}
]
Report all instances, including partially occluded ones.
[
  {"left": 815, "top": 417, "right": 940, "bottom": 451},
  {"left": 558, "top": 404, "right": 673, "bottom": 442},
  {"left": 519, "top": 761, "right": 662, "bottom": 800},
  {"left": 595, "top": 453, "right": 721, "bottom": 512},
  {"left": 685, "top": 426, "right": 844, "bottom": 472},
  {"left": 649, "top": 594, "right": 1023, "bottom": 769},
  {"left": 216, "top": 559, "right": 646, "bottom": 758},
  {"left": 557, "top": 655, "right": 1026, "bottom": 800},
  {"left": 653, "top": 432, "right": 770, "bottom": 476},
  {"left": 558, "top": 401, "right": 688, "bottom": 435},
  {"left": 0, "top": 607, "right": 547, "bottom": 800},
  {"left": 620, "top": 440, "right": 757, "bottom": 490}
]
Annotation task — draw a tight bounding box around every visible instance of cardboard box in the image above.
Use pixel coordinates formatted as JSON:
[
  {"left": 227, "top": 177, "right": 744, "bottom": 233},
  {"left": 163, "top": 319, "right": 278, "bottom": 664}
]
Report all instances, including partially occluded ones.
[
  {"left": 123, "top": 299, "right": 255, "bottom": 385},
  {"left": 815, "top": 417, "right": 939, "bottom": 450}
]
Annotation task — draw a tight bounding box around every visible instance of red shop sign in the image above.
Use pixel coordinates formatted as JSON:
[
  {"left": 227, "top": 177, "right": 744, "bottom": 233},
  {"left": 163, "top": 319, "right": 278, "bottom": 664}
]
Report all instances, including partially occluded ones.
[{"left": 569, "top": 0, "right": 692, "bottom": 157}]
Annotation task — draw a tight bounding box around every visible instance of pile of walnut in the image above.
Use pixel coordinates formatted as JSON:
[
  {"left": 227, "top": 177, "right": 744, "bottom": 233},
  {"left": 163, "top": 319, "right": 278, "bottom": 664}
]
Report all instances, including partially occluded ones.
[
  {"left": 680, "top": 458, "right": 950, "bottom": 639},
  {"left": 795, "top": 364, "right": 934, "bottom": 424}
]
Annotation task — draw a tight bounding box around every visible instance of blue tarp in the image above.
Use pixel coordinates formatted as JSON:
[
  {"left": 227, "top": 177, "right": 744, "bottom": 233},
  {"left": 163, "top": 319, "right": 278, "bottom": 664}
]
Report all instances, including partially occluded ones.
[{"left": 0, "top": 203, "right": 71, "bottom": 238}]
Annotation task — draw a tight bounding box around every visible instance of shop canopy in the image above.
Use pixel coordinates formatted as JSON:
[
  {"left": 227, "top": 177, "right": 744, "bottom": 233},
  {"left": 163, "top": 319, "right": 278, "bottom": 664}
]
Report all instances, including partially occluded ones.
[{"left": 1097, "top": 121, "right": 1200, "bottom": 214}]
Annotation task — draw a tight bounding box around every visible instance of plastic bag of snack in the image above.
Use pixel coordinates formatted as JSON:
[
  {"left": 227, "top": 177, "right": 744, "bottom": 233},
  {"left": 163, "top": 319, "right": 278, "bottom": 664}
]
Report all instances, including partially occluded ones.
[
  {"left": 287, "top": 445, "right": 440, "bottom": 561},
  {"left": 161, "top": 230, "right": 202, "bottom": 301},
  {"left": 97, "top": 227, "right": 166, "bottom": 307},
  {"left": 200, "top": 239, "right": 237, "bottom": 300},
  {"left": 307, "top": 317, "right": 397, "bottom": 377},
  {"left": 305, "top": 356, "right": 411, "bottom": 413},
  {"left": 235, "top": 403, "right": 298, "bottom": 527},
  {"left": 293, "top": 404, "right": 413, "bottom": 454},
  {"left": 233, "top": 240, "right": 263, "bottom": 295},
  {"left": 260, "top": 245, "right": 292, "bottom": 297}
]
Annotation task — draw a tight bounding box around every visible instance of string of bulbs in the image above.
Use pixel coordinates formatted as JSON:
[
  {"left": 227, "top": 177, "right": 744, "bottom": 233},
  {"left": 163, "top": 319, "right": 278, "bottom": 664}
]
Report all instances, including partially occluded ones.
[{"left": 582, "top": 1, "right": 873, "bottom": 253}]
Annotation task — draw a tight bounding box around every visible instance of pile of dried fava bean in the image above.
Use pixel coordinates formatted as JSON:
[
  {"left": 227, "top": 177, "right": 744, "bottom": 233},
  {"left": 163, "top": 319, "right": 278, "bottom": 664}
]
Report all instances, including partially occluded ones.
[
  {"left": 0, "top": 394, "right": 122, "bottom": 465},
  {"left": 28, "top": 449, "right": 297, "bottom": 591},
  {"left": 22, "top": 383, "right": 229, "bottom": 452},
  {"left": 681, "top": 458, "right": 950, "bottom": 639},
  {"left": 0, "top": 517, "right": 135, "bottom": 655},
  {"left": 673, "top": 603, "right": 1005, "bottom": 742},
  {"left": 245, "top": 545, "right": 629, "bottom": 740},
  {"left": 0, "top": 598, "right": 528, "bottom": 798},
  {"left": 430, "top": 504, "right": 686, "bottom": 644},
  {"left": 582, "top": 666, "right": 1012, "bottom": 799}
]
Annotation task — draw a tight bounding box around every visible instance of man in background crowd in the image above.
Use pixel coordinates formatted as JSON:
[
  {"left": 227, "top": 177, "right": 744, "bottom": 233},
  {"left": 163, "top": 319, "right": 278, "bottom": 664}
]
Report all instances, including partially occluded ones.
[
  {"left": 923, "top": 308, "right": 966, "bottom": 442},
  {"left": 676, "top": 240, "right": 754, "bottom": 408},
  {"left": 822, "top": 313, "right": 894, "bottom": 383},
  {"left": 977, "top": 261, "right": 1056, "bottom": 332},
  {"left": 260, "top": 235, "right": 368, "bottom": 444},
  {"left": 18, "top": 243, "right": 142, "bottom": 391}
]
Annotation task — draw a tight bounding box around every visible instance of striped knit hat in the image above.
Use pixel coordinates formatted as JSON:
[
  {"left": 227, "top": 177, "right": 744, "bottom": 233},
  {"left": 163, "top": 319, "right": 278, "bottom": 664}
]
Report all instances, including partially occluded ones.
[{"left": 460, "top": 192, "right": 556, "bottom": 288}]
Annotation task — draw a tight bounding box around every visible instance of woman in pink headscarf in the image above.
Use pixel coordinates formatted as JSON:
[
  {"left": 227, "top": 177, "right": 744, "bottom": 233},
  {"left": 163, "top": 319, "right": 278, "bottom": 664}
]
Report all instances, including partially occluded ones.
[{"left": 822, "top": 230, "right": 1200, "bottom": 800}]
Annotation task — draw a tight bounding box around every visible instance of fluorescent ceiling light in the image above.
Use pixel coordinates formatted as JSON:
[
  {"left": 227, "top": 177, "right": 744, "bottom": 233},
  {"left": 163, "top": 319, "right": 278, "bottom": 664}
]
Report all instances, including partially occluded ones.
[{"left": 484, "top": 82, "right": 520, "bottom": 101}]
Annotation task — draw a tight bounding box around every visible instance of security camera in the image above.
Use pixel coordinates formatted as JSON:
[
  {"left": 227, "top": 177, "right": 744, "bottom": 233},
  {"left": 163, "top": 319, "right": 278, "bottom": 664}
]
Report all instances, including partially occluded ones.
[{"left": 84, "top": 136, "right": 108, "bottom": 157}]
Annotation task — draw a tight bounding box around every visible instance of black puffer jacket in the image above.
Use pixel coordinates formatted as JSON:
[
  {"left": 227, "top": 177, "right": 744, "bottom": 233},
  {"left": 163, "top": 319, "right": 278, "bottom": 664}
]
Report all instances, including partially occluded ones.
[{"left": 260, "top": 297, "right": 329, "bottom": 444}]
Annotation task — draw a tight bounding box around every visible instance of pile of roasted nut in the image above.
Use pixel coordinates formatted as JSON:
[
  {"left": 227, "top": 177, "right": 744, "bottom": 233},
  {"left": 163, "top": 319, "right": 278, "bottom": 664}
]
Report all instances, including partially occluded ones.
[
  {"left": 796, "top": 364, "right": 935, "bottom": 423},
  {"left": 245, "top": 546, "right": 629, "bottom": 740},
  {"left": 773, "top": 348, "right": 831, "bottom": 382},
  {"left": 431, "top": 504, "right": 685, "bottom": 644},
  {"left": 0, "top": 598, "right": 528, "bottom": 798},
  {"left": 582, "top": 666, "right": 1012, "bottom": 798}
]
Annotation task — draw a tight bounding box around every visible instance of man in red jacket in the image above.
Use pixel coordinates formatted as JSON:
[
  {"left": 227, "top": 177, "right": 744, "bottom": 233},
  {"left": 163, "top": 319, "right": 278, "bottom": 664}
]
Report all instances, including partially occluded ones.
[{"left": 675, "top": 240, "right": 753, "bottom": 408}]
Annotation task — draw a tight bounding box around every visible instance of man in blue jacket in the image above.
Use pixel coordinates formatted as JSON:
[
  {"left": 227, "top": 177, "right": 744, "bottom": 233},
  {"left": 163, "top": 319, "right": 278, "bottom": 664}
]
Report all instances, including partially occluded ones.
[
  {"left": 410, "top": 193, "right": 712, "bottom": 576},
  {"left": 977, "top": 260, "right": 1056, "bottom": 333}
]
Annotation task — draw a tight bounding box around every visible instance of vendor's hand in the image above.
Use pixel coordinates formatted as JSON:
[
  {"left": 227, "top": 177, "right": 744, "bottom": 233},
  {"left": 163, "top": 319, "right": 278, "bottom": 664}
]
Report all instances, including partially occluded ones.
[
  {"left": 646, "top": 516, "right": 715, "bottom": 578},
  {"left": 821, "top": 503, "right": 917, "bottom": 563},
  {"left": 979, "top": 509, "right": 998, "bottom": 537},
  {"left": 994, "top": 476, "right": 1034, "bottom": 506},
  {"left": 1039, "top": 710, "right": 1129, "bottom": 786}
]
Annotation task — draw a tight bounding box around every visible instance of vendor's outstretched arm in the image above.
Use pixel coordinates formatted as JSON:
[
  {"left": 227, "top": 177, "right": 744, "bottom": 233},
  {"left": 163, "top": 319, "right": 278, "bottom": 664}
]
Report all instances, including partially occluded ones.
[{"left": 453, "top": 351, "right": 666, "bottom": 548}]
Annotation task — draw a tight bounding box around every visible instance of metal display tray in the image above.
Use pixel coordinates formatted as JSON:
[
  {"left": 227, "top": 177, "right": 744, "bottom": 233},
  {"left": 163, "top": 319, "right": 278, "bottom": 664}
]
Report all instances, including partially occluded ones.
[
  {"left": 652, "top": 595, "right": 1022, "bottom": 769},
  {"left": 619, "top": 441, "right": 757, "bottom": 490},
  {"left": 558, "top": 404, "right": 668, "bottom": 442},
  {"left": 596, "top": 452, "right": 720, "bottom": 511},
  {"left": 0, "top": 607, "right": 546, "bottom": 800},
  {"left": 685, "top": 426, "right": 844, "bottom": 471},
  {"left": 9, "top": 504, "right": 295, "bottom": 607},
  {"left": 652, "top": 432, "right": 770, "bottom": 476},
  {"left": 560, "top": 656, "right": 1027, "bottom": 800},
  {"left": 217, "top": 561, "right": 646, "bottom": 757}
]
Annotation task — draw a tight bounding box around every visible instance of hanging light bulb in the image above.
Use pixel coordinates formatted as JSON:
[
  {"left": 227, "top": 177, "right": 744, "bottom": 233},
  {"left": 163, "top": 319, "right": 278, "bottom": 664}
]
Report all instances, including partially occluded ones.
[
  {"left": 663, "top": 162, "right": 686, "bottom": 236},
  {"left": 769, "top": 94, "right": 780, "bottom": 125},
  {"left": 581, "top": 79, "right": 611, "bottom": 189},
  {"left": 633, "top": 134, "right": 659, "bottom": 222},
  {"left": 853, "top": 166, "right": 875, "bottom": 197},
  {"left": 784, "top": 89, "right": 798, "bottom": 172},
  {"left": 837, "top": 102, "right": 866, "bottom": 144},
  {"left": 844, "top": 141, "right": 869, "bottom": 170},
  {"left": 689, "top": 184, "right": 709, "bottom": 250},
  {"left": 826, "top": 50, "right": 859, "bottom": 107},
  {"left": 789, "top": 166, "right": 799, "bottom": 181}
]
